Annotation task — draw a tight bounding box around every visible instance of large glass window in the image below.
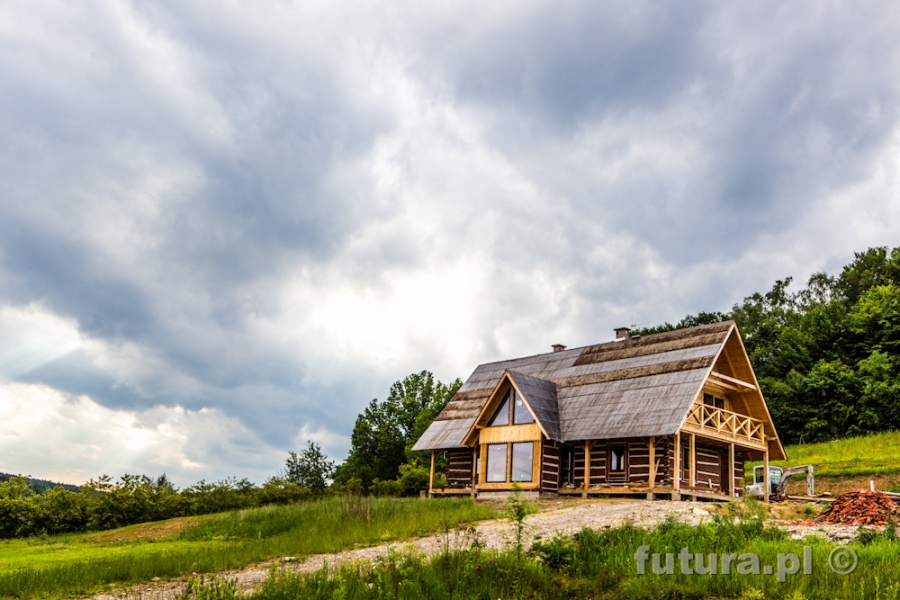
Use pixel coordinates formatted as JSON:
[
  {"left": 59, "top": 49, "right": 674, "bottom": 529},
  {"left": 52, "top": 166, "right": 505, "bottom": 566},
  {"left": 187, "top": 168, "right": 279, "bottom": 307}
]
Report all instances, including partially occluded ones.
[
  {"left": 512, "top": 392, "right": 535, "bottom": 425},
  {"left": 511, "top": 443, "right": 534, "bottom": 481},
  {"left": 486, "top": 444, "right": 508, "bottom": 482}
]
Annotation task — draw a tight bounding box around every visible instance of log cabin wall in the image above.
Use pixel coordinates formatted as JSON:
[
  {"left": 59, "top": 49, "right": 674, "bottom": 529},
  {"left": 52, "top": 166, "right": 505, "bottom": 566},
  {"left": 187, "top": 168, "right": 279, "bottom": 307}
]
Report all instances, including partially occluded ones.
[
  {"left": 446, "top": 449, "right": 474, "bottom": 486},
  {"left": 694, "top": 442, "right": 722, "bottom": 490},
  {"left": 541, "top": 440, "right": 560, "bottom": 492},
  {"left": 590, "top": 442, "right": 608, "bottom": 485},
  {"left": 627, "top": 440, "right": 649, "bottom": 483},
  {"left": 570, "top": 443, "right": 608, "bottom": 486},
  {"left": 573, "top": 445, "right": 585, "bottom": 487},
  {"left": 652, "top": 437, "right": 672, "bottom": 486}
]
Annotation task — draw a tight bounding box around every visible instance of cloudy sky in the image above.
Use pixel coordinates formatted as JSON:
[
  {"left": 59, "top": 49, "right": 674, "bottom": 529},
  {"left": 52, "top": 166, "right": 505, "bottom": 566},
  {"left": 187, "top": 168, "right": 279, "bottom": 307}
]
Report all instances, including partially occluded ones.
[{"left": 1, "top": 1, "right": 899, "bottom": 487}]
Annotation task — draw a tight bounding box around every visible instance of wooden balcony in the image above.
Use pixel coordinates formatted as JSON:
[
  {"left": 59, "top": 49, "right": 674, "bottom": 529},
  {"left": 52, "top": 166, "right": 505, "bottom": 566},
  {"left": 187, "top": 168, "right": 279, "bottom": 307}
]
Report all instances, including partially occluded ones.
[{"left": 682, "top": 403, "right": 766, "bottom": 447}]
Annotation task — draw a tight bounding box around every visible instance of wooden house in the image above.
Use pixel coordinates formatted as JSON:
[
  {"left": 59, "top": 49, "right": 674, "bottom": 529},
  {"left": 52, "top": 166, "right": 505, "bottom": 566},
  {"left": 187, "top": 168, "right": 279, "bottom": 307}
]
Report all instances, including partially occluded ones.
[{"left": 411, "top": 321, "right": 785, "bottom": 501}]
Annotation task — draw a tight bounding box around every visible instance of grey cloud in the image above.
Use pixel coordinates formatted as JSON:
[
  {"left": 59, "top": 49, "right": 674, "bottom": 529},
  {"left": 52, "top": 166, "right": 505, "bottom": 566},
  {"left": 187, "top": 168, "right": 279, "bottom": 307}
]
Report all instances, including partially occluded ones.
[{"left": 2, "top": 1, "right": 900, "bottom": 483}]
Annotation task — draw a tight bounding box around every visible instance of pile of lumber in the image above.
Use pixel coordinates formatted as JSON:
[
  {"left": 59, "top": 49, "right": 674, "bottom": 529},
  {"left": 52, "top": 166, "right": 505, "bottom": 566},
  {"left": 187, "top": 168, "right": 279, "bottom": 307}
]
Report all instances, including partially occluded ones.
[{"left": 814, "top": 490, "right": 899, "bottom": 525}]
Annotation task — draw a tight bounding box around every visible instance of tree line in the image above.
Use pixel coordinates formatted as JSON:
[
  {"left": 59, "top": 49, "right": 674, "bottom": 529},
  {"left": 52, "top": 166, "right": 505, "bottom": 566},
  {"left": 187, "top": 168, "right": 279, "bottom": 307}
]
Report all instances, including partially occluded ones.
[
  {"left": 636, "top": 246, "right": 900, "bottom": 445},
  {"left": 0, "top": 473, "right": 313, "bottom": 539}
]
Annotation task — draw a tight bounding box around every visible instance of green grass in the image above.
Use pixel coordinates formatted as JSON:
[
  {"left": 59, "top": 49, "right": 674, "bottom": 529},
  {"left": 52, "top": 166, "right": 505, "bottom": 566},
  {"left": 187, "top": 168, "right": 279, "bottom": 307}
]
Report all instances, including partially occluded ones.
[
  {"left": 235, "top": 508, "right": 900, "bottom": 600},
  {"left": 749, "top": 430, "right": 900, "bottom": 478},
  {"left": 0, "top": 497, "right": 496, "bottom": 599}
]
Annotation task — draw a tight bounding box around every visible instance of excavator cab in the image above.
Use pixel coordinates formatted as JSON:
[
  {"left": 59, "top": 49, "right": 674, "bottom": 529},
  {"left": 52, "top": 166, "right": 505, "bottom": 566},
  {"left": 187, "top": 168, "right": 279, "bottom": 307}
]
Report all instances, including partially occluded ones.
[
  {"left": 748, "top": 466, "right": 783, "bottom": 498},
  {"left": 748, "top": 464, "right": 815, "bottom": 501}
]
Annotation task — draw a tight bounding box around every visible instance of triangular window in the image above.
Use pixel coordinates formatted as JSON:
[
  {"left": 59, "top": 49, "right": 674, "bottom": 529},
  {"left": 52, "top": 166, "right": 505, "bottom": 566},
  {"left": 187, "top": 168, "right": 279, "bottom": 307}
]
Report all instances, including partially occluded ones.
[
  {"left": 513, "top": 391, "right": 535, "bottom": 424},
  {"left": 488, "top": 387, "right": 536, "bottom": 427},
  {"left": 489, "top": 395, "right": 511, "bottom": 426}
]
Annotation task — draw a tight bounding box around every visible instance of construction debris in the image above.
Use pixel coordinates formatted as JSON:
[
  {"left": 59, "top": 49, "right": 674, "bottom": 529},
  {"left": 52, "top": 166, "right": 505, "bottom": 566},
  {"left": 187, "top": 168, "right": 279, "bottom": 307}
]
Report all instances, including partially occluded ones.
[{"left": 814, "top": 490, "right": 900, "bottom": 526}]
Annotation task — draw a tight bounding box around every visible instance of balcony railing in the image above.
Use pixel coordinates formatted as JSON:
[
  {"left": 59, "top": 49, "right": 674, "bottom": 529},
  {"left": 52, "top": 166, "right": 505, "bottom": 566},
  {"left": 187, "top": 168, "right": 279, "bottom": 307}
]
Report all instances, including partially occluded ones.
[{"left": 683, "top": 403, "right": 765, "bottom": 444}]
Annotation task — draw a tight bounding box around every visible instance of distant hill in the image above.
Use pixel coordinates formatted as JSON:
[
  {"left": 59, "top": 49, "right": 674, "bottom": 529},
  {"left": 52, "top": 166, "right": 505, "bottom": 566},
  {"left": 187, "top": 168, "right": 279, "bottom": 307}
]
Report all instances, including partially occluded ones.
[{"left": 0, "top": 472, "right": 80, "bottom": 494}]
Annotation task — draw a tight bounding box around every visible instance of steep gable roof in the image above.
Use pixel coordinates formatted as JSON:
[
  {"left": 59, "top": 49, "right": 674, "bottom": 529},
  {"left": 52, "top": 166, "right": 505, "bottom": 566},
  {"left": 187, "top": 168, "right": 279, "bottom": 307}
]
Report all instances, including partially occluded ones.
[
  {"left": 412, "top": 321, "right": 785, "bottom": 459},
  {"left": 508, "top": 371, "right": 561, "bottom": 441}
]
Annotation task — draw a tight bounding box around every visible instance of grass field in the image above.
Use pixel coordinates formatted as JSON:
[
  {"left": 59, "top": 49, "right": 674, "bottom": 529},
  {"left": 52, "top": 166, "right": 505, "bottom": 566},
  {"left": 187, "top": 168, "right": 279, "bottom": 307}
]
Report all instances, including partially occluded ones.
[
  {"left": 746, "top": 431, "right": 900, "bottom": 495},
  {"left": 199, "top": 506, "right": 900, "bottom": 600},
  {"left": 0, "top": 497, "right": 496, "bottom": 599}
]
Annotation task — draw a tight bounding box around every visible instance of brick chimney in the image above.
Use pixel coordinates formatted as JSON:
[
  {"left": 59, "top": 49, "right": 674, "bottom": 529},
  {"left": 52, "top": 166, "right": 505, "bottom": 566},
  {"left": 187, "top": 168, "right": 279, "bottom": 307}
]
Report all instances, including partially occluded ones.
[
  {"left": 552, "top": 344, "right": 567, "bottom": 353},
  {"left": 614, "top": 327, "right": 631, "bottom": 341}
]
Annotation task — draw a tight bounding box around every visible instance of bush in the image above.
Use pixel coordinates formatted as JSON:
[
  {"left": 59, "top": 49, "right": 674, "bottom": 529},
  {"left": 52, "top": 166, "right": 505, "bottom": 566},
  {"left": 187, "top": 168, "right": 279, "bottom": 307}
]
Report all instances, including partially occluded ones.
[{"left": 397, "top": 464, "right": 430, "bottom": 496}]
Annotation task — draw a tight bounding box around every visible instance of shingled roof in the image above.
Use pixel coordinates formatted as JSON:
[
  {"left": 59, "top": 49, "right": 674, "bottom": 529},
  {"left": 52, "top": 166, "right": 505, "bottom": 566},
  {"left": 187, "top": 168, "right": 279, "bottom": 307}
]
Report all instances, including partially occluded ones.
[{"left": 413, "top": 321, "right": 770, "bottom": 452}]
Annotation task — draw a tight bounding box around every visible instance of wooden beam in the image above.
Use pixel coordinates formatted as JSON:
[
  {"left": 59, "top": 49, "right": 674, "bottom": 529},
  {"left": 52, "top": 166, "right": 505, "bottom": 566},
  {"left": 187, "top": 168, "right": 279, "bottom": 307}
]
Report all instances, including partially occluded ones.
[
  {"left": 648, "top": 436, "right": 657, "bottom": 489},
  {"left": 728, "top": 443, "right": 735, "bottom": 498},
  {"left": 762, "top": 440, "right": 770, "bottom": 504},
  {"left": 689, "top": 433, "right": 696, "bottom": 488},
  {"left": 583, "top": 440, "right": 591, "bottom": 498},
  {"left": 429, "top": 450, "right": 435, "bottom": 496},
  {"left": 673, "top": 434, "right": 681, "bottom": 492},
  {"left": 710, "top": 371, "right": 757, "bottom": 391},
  {"left": 471, "top": 447, "right": 478, "bottom": 496}
]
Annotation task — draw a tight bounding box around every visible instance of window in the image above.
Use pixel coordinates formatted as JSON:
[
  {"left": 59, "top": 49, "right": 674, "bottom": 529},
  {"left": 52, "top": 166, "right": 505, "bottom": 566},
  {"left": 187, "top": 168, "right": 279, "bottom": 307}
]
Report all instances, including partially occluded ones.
[
  {"left": 608, "top": 445, "right": 626, "bottom": 473},
  {"left": 511, "top": 443, "right": 534, "bottom": 481},
  {"left": 489, "top": 396, "right": 511, "bottom": 426},
  {"left": 484, "top": 442, "right": 535, "bottom": 483},
  {"left": 703, "top": 393, "right": 725, "bottom": 409},
  {"left": 513, "top": 391, "right": 535, "bottom": 424},
  {"left": 489, "top": 388, "right": 535, "bottom": 426},
  {"left": 561, "top": 446, "right": 574, "bottom": 484},
  {"left": 486, "top": 444, "right": 507, "bottom": 482}
]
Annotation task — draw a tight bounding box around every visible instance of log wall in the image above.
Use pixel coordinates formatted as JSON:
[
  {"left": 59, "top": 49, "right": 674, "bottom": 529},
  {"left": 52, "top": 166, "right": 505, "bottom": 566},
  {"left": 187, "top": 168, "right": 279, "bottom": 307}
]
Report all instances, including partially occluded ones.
[
  {"left": 694, "top": 442, "right": 722, "bottom": 489},
  {"left": 541, "top": 440, "right": 560, "bottom": 492},
  {"left": 446, "top": 449, "right": 473, "bottom": 486}
]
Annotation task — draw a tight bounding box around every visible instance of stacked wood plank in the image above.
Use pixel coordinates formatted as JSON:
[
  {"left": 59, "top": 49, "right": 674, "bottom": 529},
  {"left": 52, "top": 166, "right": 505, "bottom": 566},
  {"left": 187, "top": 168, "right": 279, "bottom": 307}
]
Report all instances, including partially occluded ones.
[{"left": 814, "top": 490, "right": 899, "bottom": 525}]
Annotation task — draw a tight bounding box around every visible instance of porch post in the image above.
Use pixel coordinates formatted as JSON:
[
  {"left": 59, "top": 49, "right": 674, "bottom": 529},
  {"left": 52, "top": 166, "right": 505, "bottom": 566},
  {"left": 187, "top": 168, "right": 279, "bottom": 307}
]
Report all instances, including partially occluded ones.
[
  {"left": 689, "top": 433, "right": 696, "bottom": 488},
  {"left": 583, "top": 440, "right": 591, "bottom": 498},
  {"left": 429, "top": 450, "right": 435, "bottom": 497},
  {"left": 673, "top": 434, "right": 681, "bottom": 500},
  {"left": 471, "top": 447, "right": 478, "bottom": 498},
  {"left": 762, "top": 439, "right": 770, "bottom": 504},
  {"left": 728, "top": 443, "right": 735, "bottom": 498},
  {"left": 647, "top": 436, "right": 657, "bottom": 500}
]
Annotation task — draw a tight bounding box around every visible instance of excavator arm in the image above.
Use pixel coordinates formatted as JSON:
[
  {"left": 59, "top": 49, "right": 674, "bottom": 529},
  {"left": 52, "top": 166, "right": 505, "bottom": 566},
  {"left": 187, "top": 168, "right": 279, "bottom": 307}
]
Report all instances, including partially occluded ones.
[{"left": 774, "top": 464, "right": 814, "bottom": 499}]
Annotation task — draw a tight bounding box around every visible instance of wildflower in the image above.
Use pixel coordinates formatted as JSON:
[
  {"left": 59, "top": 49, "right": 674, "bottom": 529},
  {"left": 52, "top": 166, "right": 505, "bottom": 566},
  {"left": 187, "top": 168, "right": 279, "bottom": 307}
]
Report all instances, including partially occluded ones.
[{"left": 476, "top": 564, "right": 482, "bottom": 572}]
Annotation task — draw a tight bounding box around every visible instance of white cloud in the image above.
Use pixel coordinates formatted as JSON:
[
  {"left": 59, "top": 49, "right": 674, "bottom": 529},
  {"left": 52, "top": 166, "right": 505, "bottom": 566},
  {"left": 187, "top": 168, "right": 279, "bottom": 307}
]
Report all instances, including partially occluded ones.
[{"left": 0, "top": 382, "right": 282, "bottom": 487}]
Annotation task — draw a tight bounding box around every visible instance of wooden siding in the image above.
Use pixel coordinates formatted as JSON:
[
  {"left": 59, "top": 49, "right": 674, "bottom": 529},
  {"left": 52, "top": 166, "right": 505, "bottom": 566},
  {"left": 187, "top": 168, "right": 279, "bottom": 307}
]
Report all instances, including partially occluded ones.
[
  {"left": 479, "top": 423, "right": 543, "bottom": 444},
  {"left": 446, "top": 449, "right": 474, "bottom": 486}
]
